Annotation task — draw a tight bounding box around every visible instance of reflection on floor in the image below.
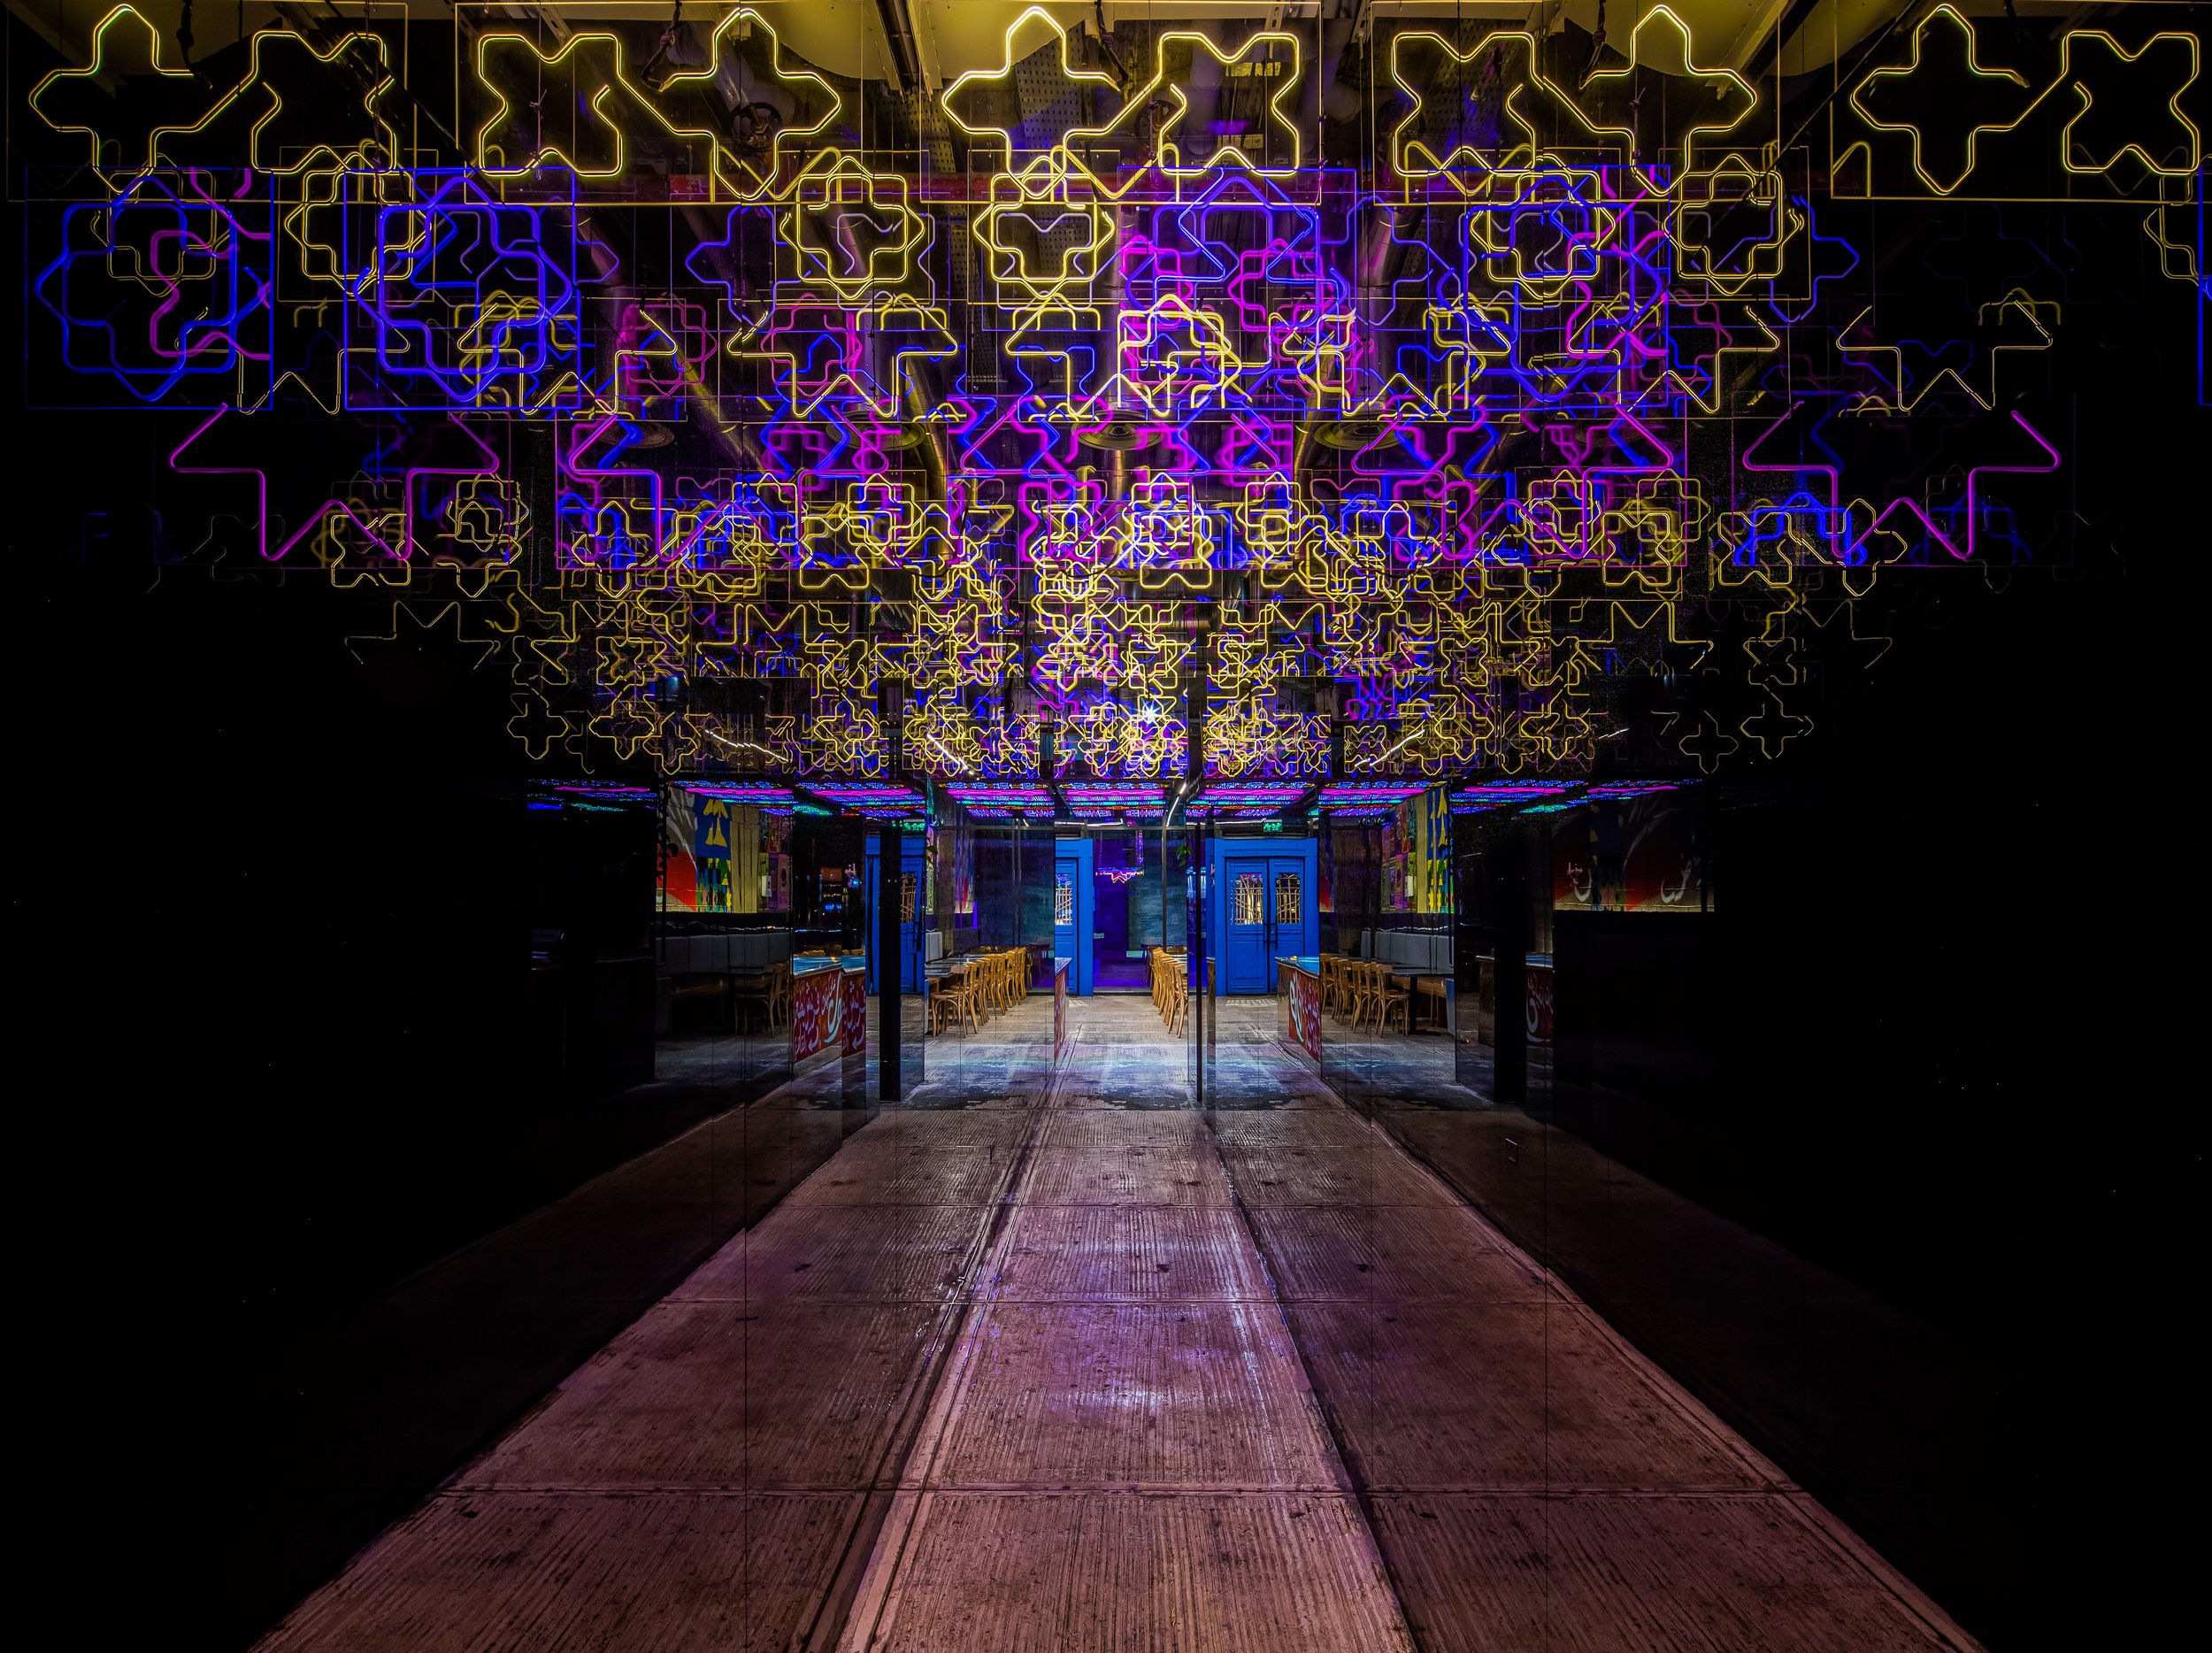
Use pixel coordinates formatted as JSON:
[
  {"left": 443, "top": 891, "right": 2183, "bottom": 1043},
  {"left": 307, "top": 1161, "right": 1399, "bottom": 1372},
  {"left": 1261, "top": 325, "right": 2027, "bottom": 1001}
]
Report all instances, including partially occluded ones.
[
  {"left": 218, "top": 1047, "right": 869, "bottom": 1646},
  {"left": 257, "top": 998, "right": 1983, "bottom": 1652},
  {"left": 1317, "top": 1012, "right": 1471, "bottom": 1106},
  {"left": 1090, "top": 956, "right": 1151, "bottom": 993}
]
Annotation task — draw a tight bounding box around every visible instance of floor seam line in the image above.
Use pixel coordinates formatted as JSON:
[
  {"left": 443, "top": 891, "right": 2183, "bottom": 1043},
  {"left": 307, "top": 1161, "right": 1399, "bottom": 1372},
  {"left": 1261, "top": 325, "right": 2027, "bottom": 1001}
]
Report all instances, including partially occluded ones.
[
  {"left": 1200, "top": 1090, "right": 1427, "bottom": 1653},
  {"left": 799, "top": 1049, "right": 1067, "bottom": 1653}
]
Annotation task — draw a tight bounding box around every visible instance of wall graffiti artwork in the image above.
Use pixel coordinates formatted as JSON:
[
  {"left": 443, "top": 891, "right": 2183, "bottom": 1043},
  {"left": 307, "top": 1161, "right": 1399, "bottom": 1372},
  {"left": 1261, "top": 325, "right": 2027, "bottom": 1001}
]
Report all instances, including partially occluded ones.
[{"left": 15, "top": 2, "right": 2200, "bottom": 784}]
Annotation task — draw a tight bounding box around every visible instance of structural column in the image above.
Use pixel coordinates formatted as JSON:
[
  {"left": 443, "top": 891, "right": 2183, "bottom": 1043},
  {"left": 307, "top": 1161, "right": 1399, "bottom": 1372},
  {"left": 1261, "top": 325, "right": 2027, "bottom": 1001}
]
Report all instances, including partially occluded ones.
[
  {"left": 876, "top": 678, "right": 921, "bottom": 1102},
  {"left": 874, "top": 819, "right": 904, "bottom": 1102},
  {"left": 1487, "top": 821, "right": 1530, "bottom": 1104}
]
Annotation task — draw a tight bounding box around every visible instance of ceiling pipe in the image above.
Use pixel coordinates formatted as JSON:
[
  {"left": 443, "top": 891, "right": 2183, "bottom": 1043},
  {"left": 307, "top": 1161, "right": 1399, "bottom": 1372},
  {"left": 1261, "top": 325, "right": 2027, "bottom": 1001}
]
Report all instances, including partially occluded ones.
[
  {"left": 901, "top": 364, "right": 952, "bottom": 503},
  {"left": 1105, "top": 204, "right": 1129, "bottom": 417},
  {"left": 872, "top": 0, "right": 923, "bottom": 96},
  {"left": 1357, "top": 201, "right": 1400, "bottom": 298},
  {"left": 718, "top": 31, "right": 795, "bottom": 126},
  {"left": 1304, "top": 0, "right": 1367, "bottom": 127}
]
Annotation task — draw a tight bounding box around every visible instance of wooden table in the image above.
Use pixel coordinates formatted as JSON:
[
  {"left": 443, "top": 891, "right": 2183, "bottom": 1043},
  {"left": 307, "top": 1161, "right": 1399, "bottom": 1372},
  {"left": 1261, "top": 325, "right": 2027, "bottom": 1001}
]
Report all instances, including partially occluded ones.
[{"left": 1386, "top": 971, "right": 1449, "bottom": 1034}]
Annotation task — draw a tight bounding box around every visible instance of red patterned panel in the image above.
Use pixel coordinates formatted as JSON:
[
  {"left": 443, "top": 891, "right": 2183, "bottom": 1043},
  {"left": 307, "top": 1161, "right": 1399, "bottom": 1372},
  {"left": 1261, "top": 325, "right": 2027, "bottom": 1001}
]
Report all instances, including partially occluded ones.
[
  {"left": 791, "top": 970, "right": 837, "bottom": 1064},
  {"left": 1288, "top": 966, "right": 1322, "bottom": 1062},
  {"left": 1526, "top": 964, "right": 1554, "bottom": 1045},
  {"left": 842, "top": 969, "right": 865, "bottom": 1054}
]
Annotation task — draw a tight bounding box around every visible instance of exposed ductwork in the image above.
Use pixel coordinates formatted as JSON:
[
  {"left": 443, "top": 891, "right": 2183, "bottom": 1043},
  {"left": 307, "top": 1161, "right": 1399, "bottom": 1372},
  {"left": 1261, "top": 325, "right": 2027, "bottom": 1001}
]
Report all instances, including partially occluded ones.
[{"left": 1305, "top": 0, "right": 1366, "bottom": 126}]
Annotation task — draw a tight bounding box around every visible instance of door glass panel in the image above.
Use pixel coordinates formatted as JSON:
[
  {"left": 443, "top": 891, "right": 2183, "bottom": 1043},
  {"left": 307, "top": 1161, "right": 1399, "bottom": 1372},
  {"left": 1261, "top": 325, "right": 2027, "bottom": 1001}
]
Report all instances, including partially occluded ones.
[
  {"left": 1274, "top": 871, "right": 1302, "bottom": 926},
  {"left": 900, "top": 872, "right": 917, "bottom": 925},
  {"left": 1055, "top": 872, "right": 1074, "bottom": 927},
  {"left": 1233, "top": 872, "right": 1264, "bottom": 926}
]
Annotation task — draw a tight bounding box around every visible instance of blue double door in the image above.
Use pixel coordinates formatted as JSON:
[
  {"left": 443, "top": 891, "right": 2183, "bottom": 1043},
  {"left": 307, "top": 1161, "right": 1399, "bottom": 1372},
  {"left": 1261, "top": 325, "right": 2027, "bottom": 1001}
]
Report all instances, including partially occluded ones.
[
  {"left": 1050, "top": 834, "right": 1317, "bottom": 996},
  {"left": 1208, "top": 839, "right": 1318, "bottom": 995}
]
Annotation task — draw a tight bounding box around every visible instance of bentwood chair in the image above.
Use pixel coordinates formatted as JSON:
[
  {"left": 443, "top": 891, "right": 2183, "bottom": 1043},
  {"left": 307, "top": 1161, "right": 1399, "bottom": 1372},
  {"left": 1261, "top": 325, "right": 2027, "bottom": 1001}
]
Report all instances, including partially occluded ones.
[
  {"left": 1333, "top": 958, "right": 1360, "bottom": 1028},
  {"left": 1379, "top": 968, "right": 1413, "bottom": 1034},
  {"left": 730, "top": 970, "right": 772, "bottom": 1035},
  {"left": 934, "top": 963, "right": 979, "bottom": 1035},
  {"left": 1349, "top": 960, "right": 1382, "bottom": 1031}
]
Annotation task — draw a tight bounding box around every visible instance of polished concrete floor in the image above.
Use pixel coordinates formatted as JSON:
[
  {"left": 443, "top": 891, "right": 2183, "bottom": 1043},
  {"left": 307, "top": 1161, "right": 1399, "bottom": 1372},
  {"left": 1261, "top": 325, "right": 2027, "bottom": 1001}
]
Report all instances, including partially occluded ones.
[{"left": 257, "top": 999, "right": 1984, "bottom": 1652}]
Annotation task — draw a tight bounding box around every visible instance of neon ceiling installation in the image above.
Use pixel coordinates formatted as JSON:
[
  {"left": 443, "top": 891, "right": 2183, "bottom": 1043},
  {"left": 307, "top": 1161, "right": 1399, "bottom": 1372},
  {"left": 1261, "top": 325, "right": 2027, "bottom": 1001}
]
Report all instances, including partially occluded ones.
[{"left": 22, "top": 2, "right": 2186, "bottom": 785}]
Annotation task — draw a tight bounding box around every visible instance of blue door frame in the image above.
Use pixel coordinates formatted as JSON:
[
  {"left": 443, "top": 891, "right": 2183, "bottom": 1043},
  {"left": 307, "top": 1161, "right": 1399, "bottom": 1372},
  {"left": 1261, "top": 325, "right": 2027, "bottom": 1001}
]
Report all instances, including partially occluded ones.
[
  {"left": 863, "top": 835, "right": 926, "bottom": 996},
  {"left": 1205, "top": 837, "right": 1318, "bottom": 995},
  {"left": 1053, "top": 837, "right": 1094, "bottom": 996}
]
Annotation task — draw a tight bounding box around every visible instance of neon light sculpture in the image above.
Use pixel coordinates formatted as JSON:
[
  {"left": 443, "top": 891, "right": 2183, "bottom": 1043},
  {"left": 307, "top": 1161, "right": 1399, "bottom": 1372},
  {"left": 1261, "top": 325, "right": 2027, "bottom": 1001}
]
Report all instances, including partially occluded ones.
[{"left": 19, "top": 1, "right": 2185, "bottom": 788}]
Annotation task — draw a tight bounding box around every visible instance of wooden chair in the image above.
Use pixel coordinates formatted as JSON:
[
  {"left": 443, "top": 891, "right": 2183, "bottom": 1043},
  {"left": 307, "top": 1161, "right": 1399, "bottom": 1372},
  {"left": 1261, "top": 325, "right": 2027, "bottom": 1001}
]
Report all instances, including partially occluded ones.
[
  {"left": 729, "top": 970, "right": 773, "bottom": 1034},
  {"left": 1163, "top": 965, "right": 1188, "bottom": 1034},
  {"left": 1379, "top": 968, "right": 1413, "bottom": 1034},
  {"left": 1348, "top": 959, "right": 1381, "bottom": 1031},
  {"left": 765, "top": 960, "right": 794, "bottom": 1030},
  {"left": 933, "top": 964, "right": 980, "bottom": 1034}
]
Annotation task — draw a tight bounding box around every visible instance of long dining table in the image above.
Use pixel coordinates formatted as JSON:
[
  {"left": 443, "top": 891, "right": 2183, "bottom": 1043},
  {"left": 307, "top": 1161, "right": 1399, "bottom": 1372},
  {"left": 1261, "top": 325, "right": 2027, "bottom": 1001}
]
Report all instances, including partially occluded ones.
[{"left": 1386, "top": 969, "right": 1450, "bottom": 1034}]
